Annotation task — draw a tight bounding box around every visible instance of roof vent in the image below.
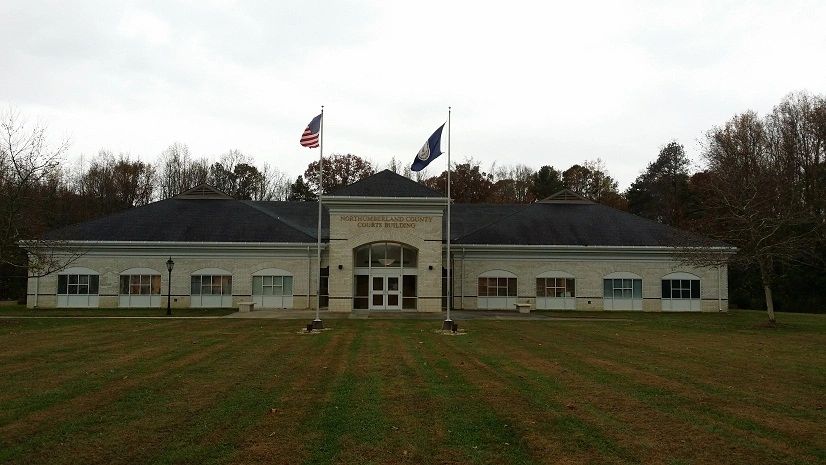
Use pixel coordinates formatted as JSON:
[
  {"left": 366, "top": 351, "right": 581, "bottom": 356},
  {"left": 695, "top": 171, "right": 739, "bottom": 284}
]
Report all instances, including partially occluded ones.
[
  {"left": 538, "top": 189, "right": 593, "bottom": 204},
  {"left": 174, "top": 184, "right": 234, "bottom": 199}
]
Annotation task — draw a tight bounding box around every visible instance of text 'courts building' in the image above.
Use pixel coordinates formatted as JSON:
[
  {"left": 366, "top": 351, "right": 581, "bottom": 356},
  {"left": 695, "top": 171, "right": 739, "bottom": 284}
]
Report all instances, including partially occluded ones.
[{"left": 26, "top": 170, "right": 733, "bottom": 312}]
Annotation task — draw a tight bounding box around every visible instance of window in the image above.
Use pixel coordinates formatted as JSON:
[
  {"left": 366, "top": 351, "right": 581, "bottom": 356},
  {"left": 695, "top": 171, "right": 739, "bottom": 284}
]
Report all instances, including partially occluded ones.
[
  {"left": 478, "top": 276, "right": 517, "bottom": 297},
  {"left": 603, "top": 273, "right": 644, "bottom": 310},
  {"left": 319, "top": 267, "right": 329, "bottom": 308},
  {"left": 662, "top": 279, "right": 700, "bottom": 300},
  {"left": 58, "top": 274, "right": 99, "bottom": 295},
  {"left": 253, "top": 275, "right": 293, "bottom": 296},
  {"left": 536, "top": 277, "right": 575, "bottom": 298},
  {"left": 354, "top": 243, "right": 417, "bottom": 269},
  {"left": 661, "top": 273, "right": 701, "bottom": 312},
  {"left": 191, "top": 275, "right": 232, "bottom": 295},
  {"left": 402, "top": 275, "right": 417, "bottom": 309},
  {"left": 354, "top": 274, "right": 369, "bottom": 309},
  {"left": 57, "top": 268, "right": 101, "bottom": 308},
  {"left": 476, "top": 270, "right": 518, "bottom": 309},
  {"left": 603, "top": 278, "right": 642, "bottom": 299},
  {"left": 119, "top": 275, "right": 161, "bottom": 295}
]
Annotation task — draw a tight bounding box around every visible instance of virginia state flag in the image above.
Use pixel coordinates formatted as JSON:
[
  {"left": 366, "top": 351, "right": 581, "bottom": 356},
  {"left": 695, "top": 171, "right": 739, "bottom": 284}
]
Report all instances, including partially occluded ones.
[{"left": 411, "top": 124, "right": 445, "bottom": 172}]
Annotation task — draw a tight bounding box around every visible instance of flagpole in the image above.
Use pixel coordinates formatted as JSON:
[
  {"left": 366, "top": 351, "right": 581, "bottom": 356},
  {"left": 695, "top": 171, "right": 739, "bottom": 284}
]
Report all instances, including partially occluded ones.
[
  {"left": 314, "top": 105, "right": 324, "bottom": 329},
  {"left": 443, "top": 106, "right": 452, "bottom": 329}
]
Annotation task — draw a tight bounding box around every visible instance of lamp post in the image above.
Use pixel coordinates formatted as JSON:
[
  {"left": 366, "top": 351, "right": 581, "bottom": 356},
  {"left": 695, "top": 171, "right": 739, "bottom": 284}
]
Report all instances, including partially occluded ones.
[{"left": 166, "top": 257, "right": 174, "bottom": 316}]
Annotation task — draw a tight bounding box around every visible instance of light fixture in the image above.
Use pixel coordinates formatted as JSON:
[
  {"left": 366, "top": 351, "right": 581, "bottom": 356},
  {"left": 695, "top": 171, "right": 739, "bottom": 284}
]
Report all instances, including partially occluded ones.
[{"left": 165, "top": 257, "right": 174, "bottom": 316}]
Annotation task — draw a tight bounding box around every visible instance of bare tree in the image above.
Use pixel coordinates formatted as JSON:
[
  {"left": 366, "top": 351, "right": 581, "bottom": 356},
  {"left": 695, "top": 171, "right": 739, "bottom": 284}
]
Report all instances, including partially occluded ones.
[
  {"left": 686, "top": 108, "right": 824, "bottom": 323},
  {"left": 74, "top": 150, "right": 156, "bottom": 213},
  {"left": 156, "top": 143, "right": 208, "bottom": 198},
  {"left": 257, "top": 163, "right": 290, "bottom": 201},
  {"left": 0, "top": 108, "right": 81, "bottom": 276}
]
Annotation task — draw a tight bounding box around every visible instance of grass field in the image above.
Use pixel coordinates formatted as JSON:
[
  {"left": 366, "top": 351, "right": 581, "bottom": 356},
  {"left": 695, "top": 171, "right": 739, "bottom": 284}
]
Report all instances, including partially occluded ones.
[{"left": 0, "top": 310, "right": 824, "bottom": 465}]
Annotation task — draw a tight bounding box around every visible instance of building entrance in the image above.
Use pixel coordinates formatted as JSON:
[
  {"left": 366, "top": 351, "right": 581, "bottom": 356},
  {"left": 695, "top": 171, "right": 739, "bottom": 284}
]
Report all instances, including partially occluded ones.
[
  {"left": 353, "top": 242, "right": 418, "bottom": 311},
  {"left": 370, "top": 273, "right": 401, "bottom": 310}
]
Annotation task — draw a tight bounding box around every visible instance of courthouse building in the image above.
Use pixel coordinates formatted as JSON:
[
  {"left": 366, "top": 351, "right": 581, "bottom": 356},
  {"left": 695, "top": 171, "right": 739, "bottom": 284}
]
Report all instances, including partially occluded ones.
[{"left": 26, "top": 170, "right": 733, "bottom": 312}]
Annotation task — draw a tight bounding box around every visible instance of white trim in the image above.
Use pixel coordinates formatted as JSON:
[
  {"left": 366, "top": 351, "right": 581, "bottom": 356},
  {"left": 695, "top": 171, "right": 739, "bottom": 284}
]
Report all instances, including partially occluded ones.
[
  {"left": 537, "top": 270, "right": 575, "bottom": 278},
  {"left": 252, "top": 268, "right": 293, "bottom": 276},
  {"left": 192, "top": 268, "right": 231, "bottom": 276},
  {"left": 604, "top": 271, "right": 642, "bottom": 279},
  {"left": 121, "top": 267, "right": 161, "bottom": 275},
  {"left": 662, "top": 272, "right": 700, "bottom": 280},
  {"left": 536, "top": 297, "right": 576, "bottom": 310},
  {"left": 479, "top": 269, "right": 517, "bottom": 278}
]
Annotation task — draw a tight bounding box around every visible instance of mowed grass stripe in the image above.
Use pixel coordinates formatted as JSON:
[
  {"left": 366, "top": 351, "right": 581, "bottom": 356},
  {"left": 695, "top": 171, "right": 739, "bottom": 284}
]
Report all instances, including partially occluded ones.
[
  {"left": 68, "top": 323, "right": 277, "bottom": 465},
  {"left": 0, "top": 320, "right": 230, "bottom": 428},
  {"left": 429, "top": 325, "right": 636, "bottom": 465},
  {"left": 300, "top": 323, "right": 392, "bottom": 465},
  {"left": 507, "top": 325, "right": 797, "bottom": 463},
  {"left": 0, "top": 321, "right": 199, "bottom": 410},
  {"left": 564, "top": 318, "right": 826, "bottom": 413},
  {"left": 505, "top": 323, "right": 820, "bottom": 464},
  {"left": 228, "top": 327, "right": 359, "bottom": 465},
  {"left": 143, "top": 325, "right": 341, "bottom": 465},
  {"left": 0, "top": 313, "right": 823, "bottom": 465},
  {"left": 0, "top": 318, "right": 202, "bottom": 381},
  {"left": 410, "top": 327, "right": 536, "bottom": 465},
  {"left": 378, "top": 323, "right": 458, "bottom": 464},
  {"left": 452, "top": 322, "right": 749, "bottom": 464},
  {"left": 0, "top": 318, "right": 163, "bottom": 364},
  {"left": 0, "top": 322, "right": 238, "bottom": 463},
  {"left": 531, "top": 321, "right": 826, "bottom": 460}
]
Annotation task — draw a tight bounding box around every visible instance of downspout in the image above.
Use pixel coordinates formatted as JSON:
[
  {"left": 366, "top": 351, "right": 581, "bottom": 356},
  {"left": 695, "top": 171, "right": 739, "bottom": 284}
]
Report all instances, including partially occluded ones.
[
  {"left": 307, "top": 246, "right": 312, "bottom": 310},
  {"left": 34, "top": 276, "right": 39, "bottom": 308},
  {"left": 717, "top": 265, "right": 722, "bottom": 312}
]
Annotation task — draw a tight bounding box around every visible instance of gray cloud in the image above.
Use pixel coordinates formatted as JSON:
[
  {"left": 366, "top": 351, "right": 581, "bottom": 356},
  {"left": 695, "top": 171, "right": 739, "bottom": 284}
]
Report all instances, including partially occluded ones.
[{"left": 2, "top": 0, "right": 825, "bottom": 188}]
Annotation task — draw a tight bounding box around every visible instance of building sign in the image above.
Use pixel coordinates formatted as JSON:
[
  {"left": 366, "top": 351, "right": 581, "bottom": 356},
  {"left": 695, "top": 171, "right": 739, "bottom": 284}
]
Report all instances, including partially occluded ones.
[{"left": 340, "top": 215, "right": 433, "bottom": 229}]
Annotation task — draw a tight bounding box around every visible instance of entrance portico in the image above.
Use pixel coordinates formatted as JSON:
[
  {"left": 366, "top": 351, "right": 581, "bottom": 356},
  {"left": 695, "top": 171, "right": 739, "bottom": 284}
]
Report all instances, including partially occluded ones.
[
  {"left": 323, "top": 172, "right": 449, "bottom": 313},
  {"left": 353, "top": 242, "right": 418, "bottom": 310}
]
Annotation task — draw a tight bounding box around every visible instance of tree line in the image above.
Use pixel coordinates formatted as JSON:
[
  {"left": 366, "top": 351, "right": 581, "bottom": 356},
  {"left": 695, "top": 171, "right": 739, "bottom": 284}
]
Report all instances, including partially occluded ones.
[{"left": 2, "top": 92, "right": 824, "bottom": 319}]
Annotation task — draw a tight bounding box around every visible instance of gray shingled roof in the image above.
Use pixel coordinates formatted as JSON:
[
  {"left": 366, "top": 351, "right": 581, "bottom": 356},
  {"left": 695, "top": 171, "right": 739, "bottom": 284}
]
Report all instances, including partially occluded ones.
[
  {"left": 44, "top": 199, "right": 328, "bottom": 242},
  {"left": 452, "top": 202, "right": 722, "bottom": 247},
  {"left": 328, "top": 169, "right": 444, "bottom": 198},
  {"left": 43, "top": 196, "right": 717, "bottom": 247},
  {"left": 41, "top": 169, "right": 721, "bottom": 247}
]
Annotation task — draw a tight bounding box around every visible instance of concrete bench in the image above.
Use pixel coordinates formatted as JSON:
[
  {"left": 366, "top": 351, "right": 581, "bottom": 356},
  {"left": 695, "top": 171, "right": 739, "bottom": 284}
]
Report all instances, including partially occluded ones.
[
  {"left": 514, "top": 303, "right": 532, "bottom": 314},
  {"left": 238, "top": 301, "right": 255, "bottom": 313}
]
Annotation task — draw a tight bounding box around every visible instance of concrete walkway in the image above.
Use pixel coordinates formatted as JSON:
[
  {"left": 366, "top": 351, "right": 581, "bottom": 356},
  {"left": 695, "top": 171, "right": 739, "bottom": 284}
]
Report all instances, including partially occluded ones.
[
  {"left": 224, "top": 309, "right": 630, "bottom": 322},
  {"left": 0, "top": 310, "right": 630, "bottom": 322}
]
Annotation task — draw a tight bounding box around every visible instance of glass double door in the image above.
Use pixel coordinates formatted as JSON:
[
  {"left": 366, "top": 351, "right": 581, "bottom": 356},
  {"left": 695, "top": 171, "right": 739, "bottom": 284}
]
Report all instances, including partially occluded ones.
[{"left": 370, "top": 273, "right": 401, "bottom": 310}]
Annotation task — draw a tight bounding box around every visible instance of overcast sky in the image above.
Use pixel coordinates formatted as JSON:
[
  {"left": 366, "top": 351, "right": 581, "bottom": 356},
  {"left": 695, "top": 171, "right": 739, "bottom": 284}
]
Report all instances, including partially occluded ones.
[{"left": 2, "top": 0, "right": 825, "bottom": 188}]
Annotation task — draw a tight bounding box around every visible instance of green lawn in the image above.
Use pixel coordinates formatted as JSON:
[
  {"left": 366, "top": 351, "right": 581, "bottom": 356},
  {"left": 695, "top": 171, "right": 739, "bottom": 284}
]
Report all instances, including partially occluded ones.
[{"left": 0, "top": 311, "right": 823, "bottom": 465}]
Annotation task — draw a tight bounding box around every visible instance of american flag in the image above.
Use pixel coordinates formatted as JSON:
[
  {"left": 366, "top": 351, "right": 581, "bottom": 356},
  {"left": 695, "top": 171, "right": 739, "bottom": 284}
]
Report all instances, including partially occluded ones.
[{"left": 300, "top": 113, "right": 322, "bottom": 148}]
